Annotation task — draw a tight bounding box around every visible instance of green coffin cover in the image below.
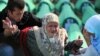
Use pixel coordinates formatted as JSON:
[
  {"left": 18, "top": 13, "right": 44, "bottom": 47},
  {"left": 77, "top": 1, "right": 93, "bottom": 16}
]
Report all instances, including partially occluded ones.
[
  {"left": 0, "top": 0, "right": 8, "bottom": 3},
  {"left": 95, "top": 0, "right": 100, "bottom": 9},
  {"left": 24, "top": 0, "right": 36, "bottom": 12},
  {"left": 0, "top": 0, "right": 8, "bottom": 11},
  {"left": 82, "top": 6, "right": 97, "bottom": 25},
  {"left": 75, "top": 0, "right": 94, "bottom": 11},
  {"left": 0, "top": 2, "right": 7, "bottom": 11},
  {"left": 59, "top": 3, "right": 82, "bottom": 28},
  {"left": 36, "top": 0, "right": 54, "bottom": 18},
  {"left": 36, "top": 4, "right": 51, "bottom": 18},
  {"left": 75, "top": 0, "right": 88, "bottom": 10},
  {"left": 56, "top": 0, "right": 74, "bottom": 12}
]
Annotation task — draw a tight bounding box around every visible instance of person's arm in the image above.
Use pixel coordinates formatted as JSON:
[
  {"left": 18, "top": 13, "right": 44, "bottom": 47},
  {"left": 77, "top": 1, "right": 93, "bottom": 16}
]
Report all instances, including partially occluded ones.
[
  {"left": 1, "top": 17, "right": 20, "bottom": 42},
  {"left": 0, "top": 28, "right": 20, "bottom": 43}
]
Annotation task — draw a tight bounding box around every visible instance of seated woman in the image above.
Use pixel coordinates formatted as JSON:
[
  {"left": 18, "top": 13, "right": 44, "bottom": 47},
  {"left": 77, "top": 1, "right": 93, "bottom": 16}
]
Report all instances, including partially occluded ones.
[{"left": 20, "top": 13, "right": 68, "bottom": 56}]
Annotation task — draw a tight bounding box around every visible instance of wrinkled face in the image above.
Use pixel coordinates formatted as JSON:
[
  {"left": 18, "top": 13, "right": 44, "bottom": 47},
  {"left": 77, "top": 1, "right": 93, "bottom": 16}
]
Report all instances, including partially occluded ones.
[
  {"left": 46, "top": 22, "right": 59, "bottom": 36},
  {"left": 8, "top": 7, "right": 24, "bottom": 22}
]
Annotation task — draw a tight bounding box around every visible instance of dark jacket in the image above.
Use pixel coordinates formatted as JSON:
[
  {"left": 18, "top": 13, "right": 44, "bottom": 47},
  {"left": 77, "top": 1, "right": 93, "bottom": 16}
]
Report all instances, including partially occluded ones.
[{"left": 0, "top": 8, "right": 42, "bottom": 47}]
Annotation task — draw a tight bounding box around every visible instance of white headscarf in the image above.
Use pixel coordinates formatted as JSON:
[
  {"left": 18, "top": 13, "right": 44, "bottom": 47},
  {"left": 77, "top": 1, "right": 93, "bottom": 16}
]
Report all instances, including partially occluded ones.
[{"left": 84, "top": 14, "right": 100, "bottom": 54}]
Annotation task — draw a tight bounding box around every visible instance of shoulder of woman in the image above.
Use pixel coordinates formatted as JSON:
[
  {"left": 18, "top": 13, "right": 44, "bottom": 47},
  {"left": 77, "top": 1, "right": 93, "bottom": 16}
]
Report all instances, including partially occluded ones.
[{"left": 32, "top": 26, "right": 39, "bottom": 31}]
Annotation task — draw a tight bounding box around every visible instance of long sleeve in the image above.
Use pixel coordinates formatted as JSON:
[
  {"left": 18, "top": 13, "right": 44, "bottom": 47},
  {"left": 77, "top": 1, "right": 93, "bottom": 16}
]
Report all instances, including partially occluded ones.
[{"left": 27, "top": 12, "right": 42, "bottom": 27}]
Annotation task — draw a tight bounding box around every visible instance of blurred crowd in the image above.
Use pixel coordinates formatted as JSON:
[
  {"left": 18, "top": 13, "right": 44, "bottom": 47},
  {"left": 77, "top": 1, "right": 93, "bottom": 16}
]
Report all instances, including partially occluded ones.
[{"left": 0, "top": 0, "right": 100, "bottom": 56}]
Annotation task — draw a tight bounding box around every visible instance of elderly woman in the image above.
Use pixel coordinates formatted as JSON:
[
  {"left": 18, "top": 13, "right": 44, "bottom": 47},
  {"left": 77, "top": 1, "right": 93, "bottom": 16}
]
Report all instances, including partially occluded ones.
[
  {"left": 82, "top": 14, "right": 100, "bottom": 56},
  {"left": 19, "top": 13, "right": 68, "bottom": 56}
]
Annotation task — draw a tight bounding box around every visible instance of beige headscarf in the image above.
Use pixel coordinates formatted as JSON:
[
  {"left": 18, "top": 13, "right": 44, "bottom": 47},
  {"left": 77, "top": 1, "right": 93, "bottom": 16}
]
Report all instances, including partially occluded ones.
[{"left": 42, "top": 13, "right": 59, "bottom": 26}]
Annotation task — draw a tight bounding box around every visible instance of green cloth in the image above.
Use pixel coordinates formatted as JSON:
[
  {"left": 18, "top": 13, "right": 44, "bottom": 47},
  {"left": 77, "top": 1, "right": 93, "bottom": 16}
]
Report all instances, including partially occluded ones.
[
  {"left": 39, "top": 0, "right": 54, "bottom": 11},
  {"left": 67, "top": 23, "right": 88, "bottom": 48},
  {"left": 0, "top": 0, "right": 8, "bottom": 3},
  {"left": 75, "top": 0, "right": 88, "bottom": 10},
  {"left": 59, "top": 3, "right": 82, "bottom": 28},
  {"left": 0, "top": 0, "right": 8, "bottom": 11},
  {"left": 82, "top": 6, "right": 97, "bottom": 25},
  {"left": 0, "top": 2, "right": 7, "bottom": 11},
  {"left": 56, "top": 0, "right": 74, "bottom": 12},
  {"left": 24, "top": 0, "right": 36, "bottom": 12},
  {"left": 36, "top": 0, "right": 54, "bottom": 18},
  {"left": 75, "top": 0, "right": 94, "bottom": 11},
  {"left": 95, "top": 0, "right": 100, "bottom": 9},
  {"left": 36, "top": 4, "right": 51, "bottom": 18},
  {"left": 33, "top": 0, "right": 36, "bottom": 3}
]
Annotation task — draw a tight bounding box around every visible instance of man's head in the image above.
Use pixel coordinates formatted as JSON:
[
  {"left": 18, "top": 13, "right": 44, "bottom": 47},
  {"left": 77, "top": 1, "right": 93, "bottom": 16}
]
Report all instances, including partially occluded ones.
[{"left": 7, "top": 0, "right": 25, "bottom": 22}]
